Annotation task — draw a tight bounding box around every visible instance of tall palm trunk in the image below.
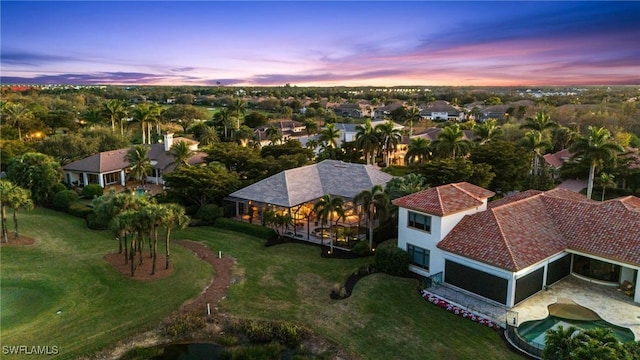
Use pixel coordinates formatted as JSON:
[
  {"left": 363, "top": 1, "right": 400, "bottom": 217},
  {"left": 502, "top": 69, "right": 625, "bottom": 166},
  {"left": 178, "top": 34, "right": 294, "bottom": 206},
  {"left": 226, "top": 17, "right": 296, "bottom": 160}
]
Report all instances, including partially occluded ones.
[
  {"left": 1, "top": 206, "right": 8, "bottom": 242},
  {"left": 151, "top": 227, "right": 158, "bottom": 275},
  {"left": 587, "top": 162, "right": 596, "bottom": 200},
  {"left": 123, "top": 232, "right": 129, "bottom": 264},
  {"left": 130, "top": 236, "right": 137, "bottom": 276},
  {"left": 165, "top": 227, "right": 172, "bottom": 270},
  {"left": 120, "top": 120, "right": 125, "bottom": 137},
  {"left": 12, "top": 208, "right": 19, "bottom": 239},
  {"left": 141, "top": 121, "right": 146, "bottom": 144}
]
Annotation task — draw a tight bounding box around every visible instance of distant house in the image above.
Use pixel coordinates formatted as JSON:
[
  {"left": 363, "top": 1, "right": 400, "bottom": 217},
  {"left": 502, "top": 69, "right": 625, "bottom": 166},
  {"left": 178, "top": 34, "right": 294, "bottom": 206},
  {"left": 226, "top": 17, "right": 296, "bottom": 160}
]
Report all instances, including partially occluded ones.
[
  {"left": 373, "top": 102, "right": 404, "bottom": 120},
  {"left": 393, "top": 127, "right": 474, "bottom": 165},
  {"left": 420, "top": 101, "right": 463, "bottom": 121},
  {"left": 254, "top": 120, "right": 306, "bottom": 146},
  {"left": 543, "top": 148, "right": 574, "bottom": 177},
  {"left": 327, "top": 120, "right": 404, "bottom": 147},
  {"left": 394, "top": 183, "right": 640, "bottom": 307},
  {"left": 62, "top": 133, "right": 206, "bottom": 188},
  {"left": 332, "top": 102, "right": 372, "bottom": 118}
]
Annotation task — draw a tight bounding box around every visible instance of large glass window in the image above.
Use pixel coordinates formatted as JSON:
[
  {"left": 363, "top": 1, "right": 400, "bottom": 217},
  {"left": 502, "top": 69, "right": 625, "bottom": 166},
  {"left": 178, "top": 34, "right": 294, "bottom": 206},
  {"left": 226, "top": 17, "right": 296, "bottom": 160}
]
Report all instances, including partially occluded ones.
[
  {"left": 408, "top": 244, "right": 430, "bottom": 271},
  {"left": 572, "top": 255, "right": 620, "bottom": 282},
  {"left": 103, "top": 172, "right": 120, "bottom": 185},
  {"left": 408, "top": 211, "right": 431, "bottom": 232}
]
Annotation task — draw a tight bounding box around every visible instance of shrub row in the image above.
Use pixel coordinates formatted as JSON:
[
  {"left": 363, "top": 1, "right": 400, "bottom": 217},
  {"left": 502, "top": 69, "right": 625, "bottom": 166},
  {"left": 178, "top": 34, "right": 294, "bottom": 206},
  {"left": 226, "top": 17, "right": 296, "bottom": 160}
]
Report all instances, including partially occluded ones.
[
  {"left": 163, "top": 313, "right": 208, "bottom": 338},
  {"left": 228, "top": 319, "right": 312, "bottom": 347},
  {"left": 214, "top": 218, "right": 276, "bottom": 240},
  {"left": 195, "top": 204, "right": 224, "bottom": 226},
  {"left": 374, "top": 243, "right": 409, "bottom": 276}
]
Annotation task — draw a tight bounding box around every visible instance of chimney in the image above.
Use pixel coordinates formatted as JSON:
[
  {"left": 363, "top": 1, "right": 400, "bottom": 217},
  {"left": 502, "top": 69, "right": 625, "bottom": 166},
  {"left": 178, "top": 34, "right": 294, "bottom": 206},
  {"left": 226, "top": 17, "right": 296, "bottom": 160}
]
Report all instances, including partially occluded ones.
[{"left": 163, "top": 133, "right": 174, "bottom": 152}]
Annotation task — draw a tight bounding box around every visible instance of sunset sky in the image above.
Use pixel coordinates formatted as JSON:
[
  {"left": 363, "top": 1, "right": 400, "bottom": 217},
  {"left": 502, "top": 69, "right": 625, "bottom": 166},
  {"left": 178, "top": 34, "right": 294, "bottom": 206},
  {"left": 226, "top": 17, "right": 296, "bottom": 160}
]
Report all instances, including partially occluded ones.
[{"left": 2, "top": 1, "right": 639, "bottom": 87}]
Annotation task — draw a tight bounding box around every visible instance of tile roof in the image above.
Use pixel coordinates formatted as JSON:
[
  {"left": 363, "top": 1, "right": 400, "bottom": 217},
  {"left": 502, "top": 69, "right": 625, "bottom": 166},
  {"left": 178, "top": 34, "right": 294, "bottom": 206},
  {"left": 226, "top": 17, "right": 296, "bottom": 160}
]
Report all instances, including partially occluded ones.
[
  {"left": 543, "top": 148, "right": 573, "bottom": 169},
  {"left": 62, "top": 149, "right": 130, "bottom": 173},
  {"left": 392, "top": 182, "right": 495, "bottom": 216},
  {"left": 438, "top": 190, "right": 640, "bottom": 271},
  {"left": 229, "top": 160, "right": 394, "bottom": 207}
]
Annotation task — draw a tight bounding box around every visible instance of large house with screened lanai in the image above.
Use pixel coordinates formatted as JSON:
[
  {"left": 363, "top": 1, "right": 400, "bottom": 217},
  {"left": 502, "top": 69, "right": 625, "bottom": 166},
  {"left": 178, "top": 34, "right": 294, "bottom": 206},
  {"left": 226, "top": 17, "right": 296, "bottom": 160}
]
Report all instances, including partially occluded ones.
[{"left": 393, "top": 182, "right": 640, "bottom": 308}]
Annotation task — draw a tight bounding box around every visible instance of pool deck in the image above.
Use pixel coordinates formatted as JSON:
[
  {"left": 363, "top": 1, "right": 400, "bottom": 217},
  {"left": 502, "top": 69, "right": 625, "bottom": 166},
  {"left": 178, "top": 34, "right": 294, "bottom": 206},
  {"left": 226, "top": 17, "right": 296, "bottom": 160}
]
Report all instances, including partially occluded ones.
[
  {"left": 428, "top": 275, "right": 640, "bottom": 340},
  {"left": 512, "top": 276, "right": 640, "bottom": 340}
]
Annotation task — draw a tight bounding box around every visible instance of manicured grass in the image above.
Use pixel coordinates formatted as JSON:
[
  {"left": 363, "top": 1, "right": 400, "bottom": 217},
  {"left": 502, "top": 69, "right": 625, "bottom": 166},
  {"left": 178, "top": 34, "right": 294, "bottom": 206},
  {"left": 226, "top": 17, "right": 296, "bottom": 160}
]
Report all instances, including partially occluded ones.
[
  {"left": 2, "top": 210, "right": 522, "bottom": 359},
  {"left": 177, "top": 227, "right": 524, "bottom": 360},
  {"left": 0, "top": 208, "right": 211, "bottom": 360}
]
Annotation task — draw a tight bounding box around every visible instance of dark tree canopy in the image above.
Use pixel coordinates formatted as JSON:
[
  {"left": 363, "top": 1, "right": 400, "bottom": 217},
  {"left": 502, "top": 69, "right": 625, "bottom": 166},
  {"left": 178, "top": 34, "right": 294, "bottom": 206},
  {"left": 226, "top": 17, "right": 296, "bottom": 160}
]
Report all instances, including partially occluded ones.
[
  {"left": 162, "top": 163, "right": 240, "bottom": 207},
  {"left": 469, "top": 140, "right": 531, "bottom": 194},
  {"left": 7, "top": 152, "right": 63, "bottom": 205}
]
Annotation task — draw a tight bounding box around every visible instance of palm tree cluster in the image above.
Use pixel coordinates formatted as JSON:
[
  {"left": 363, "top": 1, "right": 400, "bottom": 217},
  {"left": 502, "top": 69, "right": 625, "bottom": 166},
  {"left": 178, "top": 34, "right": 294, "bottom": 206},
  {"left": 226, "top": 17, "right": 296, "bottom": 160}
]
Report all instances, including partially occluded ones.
[
  {"left": 0, "top": 179, "right": 34, "bottom": 242},
  {"left": 93, "top": 192, "right": 189, "bottom": 276},
  {"left": 542, "top": 325, "right": 636, "bottom": 360},
  {"left": 352, "top": 119, "right": 403, "bottom": 166}
]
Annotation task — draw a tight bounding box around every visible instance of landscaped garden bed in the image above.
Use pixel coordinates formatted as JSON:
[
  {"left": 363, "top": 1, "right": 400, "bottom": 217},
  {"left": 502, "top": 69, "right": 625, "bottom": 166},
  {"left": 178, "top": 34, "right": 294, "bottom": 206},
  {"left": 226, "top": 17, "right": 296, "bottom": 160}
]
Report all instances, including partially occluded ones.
[{"left": 420, "top": 289, "right": 501, "bottom": 330}]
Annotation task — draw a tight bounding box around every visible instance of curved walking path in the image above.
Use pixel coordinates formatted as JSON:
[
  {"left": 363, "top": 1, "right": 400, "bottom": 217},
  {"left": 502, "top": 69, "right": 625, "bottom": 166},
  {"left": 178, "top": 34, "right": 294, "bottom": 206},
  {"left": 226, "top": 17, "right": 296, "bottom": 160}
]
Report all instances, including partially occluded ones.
[{"left": 175, "top": 239, "right": 235, "bottom": 315}]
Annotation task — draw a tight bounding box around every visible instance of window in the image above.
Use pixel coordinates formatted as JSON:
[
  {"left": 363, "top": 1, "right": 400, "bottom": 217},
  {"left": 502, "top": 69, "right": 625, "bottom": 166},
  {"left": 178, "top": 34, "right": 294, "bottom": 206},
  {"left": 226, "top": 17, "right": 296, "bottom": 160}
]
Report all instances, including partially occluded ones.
[
  {"left": 408, "top": 211, "right": 431, "bottom": 232},
  {"left": 103, "top": 172, "right": 120, "bottom": 185},
  {"left": 408, "top": 244, "right": 429, "bottom": 271}
]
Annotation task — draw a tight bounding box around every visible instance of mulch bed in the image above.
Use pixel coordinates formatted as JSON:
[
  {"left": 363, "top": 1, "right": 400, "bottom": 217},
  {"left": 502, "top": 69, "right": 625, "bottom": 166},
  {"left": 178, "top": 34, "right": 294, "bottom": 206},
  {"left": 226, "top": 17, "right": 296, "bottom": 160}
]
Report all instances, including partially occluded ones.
[
  {"left": 0, "top": 235, "right": 36, "bottom": 247},
  {"left": 102, "top": 240, "right": 235, "bottom": 316},
  {"left": 104, "top": 252, "right": 175, "bottom": 281}
]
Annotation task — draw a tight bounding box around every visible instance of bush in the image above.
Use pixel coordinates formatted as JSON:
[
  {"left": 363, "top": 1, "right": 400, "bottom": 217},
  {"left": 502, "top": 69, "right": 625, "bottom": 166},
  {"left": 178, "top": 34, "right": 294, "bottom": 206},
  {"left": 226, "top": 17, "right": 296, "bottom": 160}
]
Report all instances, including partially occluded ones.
[
  {"left": 374, "top": 245, "right": 409, "bottom": 276},
  {"left": 214, "top": 218, "right": 276, "bottom": 240},
  {"left": 195, "top": 204, "right": 224, "bottom": 225},
  {"left": 82, "top": 184, "right": 104, "bottom": 199},
  {"left": 163, "top": 313, "right": 207, "bottom": 338},
  {"left": 51, "top": 183, "right": 67, "bottom": 194},
  {"left": 52, "top": 190, "right": 79, "bottom": 211},
  {"left": 86, "top": 212, "right": 108, "bottom": 230},
  {"left": 67, "top": 203, "right": 93, "bottom": 218},
  {"left": 229, "top": 319, "right": 311, "bottom": 347},
  {"left": 352, "top": 240, "right": 370, "bottom": 257}
]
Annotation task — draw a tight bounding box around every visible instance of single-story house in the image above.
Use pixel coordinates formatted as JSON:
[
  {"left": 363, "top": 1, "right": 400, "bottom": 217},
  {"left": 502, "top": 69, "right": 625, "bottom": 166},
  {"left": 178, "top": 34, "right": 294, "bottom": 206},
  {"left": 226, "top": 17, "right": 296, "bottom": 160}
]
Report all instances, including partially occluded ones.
[
  {"left": 226, "top": 159, "right": 393, "bottom": 230},
  {"left": 62, "top": 133, "right": 206, "bottom": 188},
  {"left": 393, "top": 183, "right": 640, "bottom": 308}
]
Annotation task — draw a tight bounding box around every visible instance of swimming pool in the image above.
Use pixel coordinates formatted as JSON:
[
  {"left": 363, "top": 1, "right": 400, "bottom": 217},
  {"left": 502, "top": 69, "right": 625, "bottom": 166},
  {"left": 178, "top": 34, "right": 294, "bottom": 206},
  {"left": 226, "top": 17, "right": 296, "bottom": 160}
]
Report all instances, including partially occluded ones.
[{"left": 517, "top": 315, "right": 635, "bottom": 348}]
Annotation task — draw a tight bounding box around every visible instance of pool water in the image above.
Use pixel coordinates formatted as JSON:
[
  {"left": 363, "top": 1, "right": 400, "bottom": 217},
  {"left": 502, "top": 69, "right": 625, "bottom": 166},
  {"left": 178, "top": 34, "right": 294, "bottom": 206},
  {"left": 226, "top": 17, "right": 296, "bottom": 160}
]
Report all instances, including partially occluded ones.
[{"left": 518, "top": 316, "right": 635, "bottom": 348}]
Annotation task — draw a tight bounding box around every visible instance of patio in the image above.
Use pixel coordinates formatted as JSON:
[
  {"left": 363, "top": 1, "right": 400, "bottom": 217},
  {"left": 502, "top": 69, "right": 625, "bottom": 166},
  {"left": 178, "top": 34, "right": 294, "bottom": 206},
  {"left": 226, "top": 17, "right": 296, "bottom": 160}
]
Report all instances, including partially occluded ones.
[{"left": 427, "top": 275, "right": 640, "bottom": 340}]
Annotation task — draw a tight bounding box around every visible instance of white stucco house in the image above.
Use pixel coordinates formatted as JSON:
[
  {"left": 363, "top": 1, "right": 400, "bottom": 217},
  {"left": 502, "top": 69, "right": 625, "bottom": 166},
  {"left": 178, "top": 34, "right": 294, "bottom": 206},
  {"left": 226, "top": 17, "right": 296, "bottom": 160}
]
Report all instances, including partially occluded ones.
[{"left": 393, "top": 183, "right": 640, "bottom": 308}]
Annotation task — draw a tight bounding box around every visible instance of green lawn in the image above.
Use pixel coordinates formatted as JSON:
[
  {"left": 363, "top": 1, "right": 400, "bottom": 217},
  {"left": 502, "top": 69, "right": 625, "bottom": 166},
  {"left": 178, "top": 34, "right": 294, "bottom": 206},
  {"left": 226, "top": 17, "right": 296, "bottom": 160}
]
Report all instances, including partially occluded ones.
[
  {"left": 1, "top": 210, "right": 523, "bottom": 360},
  {"left": 177, "top": 227, "right": 524, "bottom": 360},
  {"left": 0, "top": 208, "right": 211, "bottom": 360}
]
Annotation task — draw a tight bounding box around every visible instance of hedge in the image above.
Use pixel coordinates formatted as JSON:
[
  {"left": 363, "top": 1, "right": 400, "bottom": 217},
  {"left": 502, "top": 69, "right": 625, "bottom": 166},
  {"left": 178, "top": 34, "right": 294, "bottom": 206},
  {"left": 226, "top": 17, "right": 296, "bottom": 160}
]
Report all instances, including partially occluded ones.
[
  {"left": 82, "top": 184, "right": 104, "bottom": 199},
  {"left": 213, "top": 217, "right": 276, "bottom": 240},
  {"left": 374, "top": 245, "right": 410, "bottom": 276},
  {"left": 52, "top": 190, "right": 79, "bottom": 211},
  {"left": 68, "top": 203, "right": 93, "bottom": 219},
  {"left": 195, "top": 204, "right": 224, "bottom": 225}
]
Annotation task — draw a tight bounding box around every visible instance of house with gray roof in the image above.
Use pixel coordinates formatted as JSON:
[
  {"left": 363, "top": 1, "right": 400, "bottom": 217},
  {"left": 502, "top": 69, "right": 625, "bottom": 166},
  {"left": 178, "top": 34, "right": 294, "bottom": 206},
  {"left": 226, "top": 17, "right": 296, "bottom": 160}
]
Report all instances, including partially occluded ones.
[
  {"left": 226, "top": 160, "right": 393, "bottom": 242},
  {"left": 62, "top": 133, "right": 206, "bottom": 188}
]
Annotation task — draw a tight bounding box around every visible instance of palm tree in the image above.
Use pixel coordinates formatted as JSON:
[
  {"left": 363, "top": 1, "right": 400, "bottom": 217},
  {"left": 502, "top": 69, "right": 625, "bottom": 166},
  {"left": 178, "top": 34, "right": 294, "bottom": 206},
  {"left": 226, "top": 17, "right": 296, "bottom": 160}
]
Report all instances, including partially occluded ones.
[
  {"left": 214, "top": 108, "right": 234, "bottom": 140},
  {"left": 103, "top": 99, "right": 126, "bottom": 134},
  {"left": 235, "top": 125, "right": 256, "bottom": 147},
  {"left": 3, "top": 103, "right": 34, "bottom": 141},
  {"left": 131, "top": 104, "right": 154, "bottom": 145},
  {"left": 303, "top": 118, "right": 319, "bottom": 136},
  {"left": 0, "top": 180, "right": 33, "bottom": 242},
  {"left": 198, "top": 125, "right": 219, "bottom": 146},
  {"left": 266, "top": 125, "right": 283, "bottom": 145},
  {"left": 169, "top": 141, "right": 194, "bottom": 169},
  {"left": 82, "top": 108, "right": 105, "bottom": 127},
  {"left": 318, "top": 123, "right": 340, "bottom": 151},
  {"left": 432, "top": 124, "right": 472, "bottom": 159},
  {"left": 542, "top": 324, "right": 580, "bottom": 360},
  {"left": 376, "top": 120, "right": 402, "bottom": 167},
  {"left": 162, "top": 203, "right": 189, "bottom": 269},
  {"left": 520, "top": 130, "right": 550, "bottom": 176},
  {"left": 313, "top": 195, "right": 344, "bottom": 253},
  {"left": 142, "top": 203, "right": 169, "bottom": 275},
  {"left": 570, "top": 328, "right": 626, "bottom": 360},
  {"left": 353, "top": 185, "right": 390, "bottom": 250},
  {"left": 405, "top": 107, "right": 422, "bottom": 136},
  {"left": 228, "top": 98, "right": 247, "bottom": 130},
  {"left": 596, "top": 173, "right": 616, "bottom": 201},
  {"left": 570, "top": 126, "right": 624, "bottom": 200},
  {"left": 355, "top": 119, "right": 380, "bottom": 165},
  {"left": 473, "top": 119, "right": 502, "bottom": 145},
  {"left": 404, "top": 137, "right": 431, "bottom": 165},
  {"left": 551, "top": 126, "right": 577, "bottom": 152},
  {"left": 125, "top": 145, "right": 152, "bottom": 187},
  {"left": 384, "top": 173, "right": 428, "bottom": 200},
  {"left": 521, "top": 110, "right": 558, "bottom": 134}
]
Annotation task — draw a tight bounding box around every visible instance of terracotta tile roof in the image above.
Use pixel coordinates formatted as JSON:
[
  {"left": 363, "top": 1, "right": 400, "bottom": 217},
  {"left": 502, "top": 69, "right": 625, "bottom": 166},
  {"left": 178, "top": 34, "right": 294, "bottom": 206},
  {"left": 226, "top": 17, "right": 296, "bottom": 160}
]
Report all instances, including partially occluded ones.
[
  {"left": 392, "top": 182, "right": 495, "bottom": 216},
  {"left": 488, "top": 190, "right": 543, "bottom": 208},
  {"left": 543, "top": 148, "right": 573, "bottom": 169},
  {"left": 438, "top": 190, "right": 640, "bottom": 271}
]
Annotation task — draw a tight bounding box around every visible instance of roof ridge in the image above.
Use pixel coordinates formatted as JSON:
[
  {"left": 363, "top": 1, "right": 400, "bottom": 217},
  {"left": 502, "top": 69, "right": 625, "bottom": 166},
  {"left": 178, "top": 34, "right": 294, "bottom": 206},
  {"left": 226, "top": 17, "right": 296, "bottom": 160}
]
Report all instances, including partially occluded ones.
[
  {"left": 492, "top": 191, "right": 545, "bottom": 210},
  {"left": 490, "top": 208, "right": 519, "bottom": 270},
  {"left": 436, "top": 186, "right": 446, "bottom": 215},
  {"left": 451, "top": 182, "right": 482, "bottom": 201}
]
